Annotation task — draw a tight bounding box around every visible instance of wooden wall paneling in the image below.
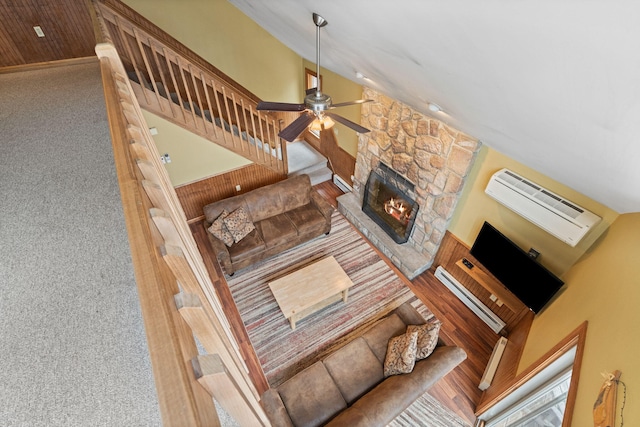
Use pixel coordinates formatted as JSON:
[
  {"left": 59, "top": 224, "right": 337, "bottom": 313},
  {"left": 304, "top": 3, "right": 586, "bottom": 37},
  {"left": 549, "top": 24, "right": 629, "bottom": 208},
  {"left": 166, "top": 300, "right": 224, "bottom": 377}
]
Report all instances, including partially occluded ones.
[
  {"left": 430, "top": 231, "right": 530, "bottom": 332},
  {"left": 175, "top": 164, "right": 286, "bottom": 222},
  {"left": 0, "top": 0, "right": 96, "bottom": 67}
]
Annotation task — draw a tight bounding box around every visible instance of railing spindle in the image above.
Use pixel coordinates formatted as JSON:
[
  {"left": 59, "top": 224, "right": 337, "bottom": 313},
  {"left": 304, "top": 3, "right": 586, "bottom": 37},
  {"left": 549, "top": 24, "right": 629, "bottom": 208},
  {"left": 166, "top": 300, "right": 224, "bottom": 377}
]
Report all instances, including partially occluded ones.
[
  {"left": 98, "top": 1, "right": 287, "bottom": 174},
  {"left": 210, "top": 79, "right": 228, "bottom": 145},
  {"left": 220, "top": 86, "right": 239, "bottom": 149},
  {"left": 200, "top": 72, "right": 218, "bottom": 139},
  {"left": 133, "top": 28, "right": 165, "bottom": 113}
]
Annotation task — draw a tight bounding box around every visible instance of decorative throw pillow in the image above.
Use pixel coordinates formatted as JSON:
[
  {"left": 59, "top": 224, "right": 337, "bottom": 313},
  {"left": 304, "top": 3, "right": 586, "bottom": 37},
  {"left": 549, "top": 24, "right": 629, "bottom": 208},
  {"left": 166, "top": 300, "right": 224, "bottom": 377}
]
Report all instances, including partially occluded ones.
[
  {"left": 207, "top": 210, "right": 234, "bottom": 247},
  {"left": 383, "top": 331, "right": 418, "bottom": 377},
  {"left": 407, "top": 321, "right": 442, "bottom": 360},
  {"left": 223, "top": 206, "right": 255, "bottom": 243}
]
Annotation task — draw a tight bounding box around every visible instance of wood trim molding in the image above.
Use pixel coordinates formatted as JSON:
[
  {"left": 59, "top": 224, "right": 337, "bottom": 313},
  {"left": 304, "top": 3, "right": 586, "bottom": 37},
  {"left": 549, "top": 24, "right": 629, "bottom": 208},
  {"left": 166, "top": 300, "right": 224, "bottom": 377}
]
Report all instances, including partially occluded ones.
[
  {"left": 475, "top": 320, "right": 588, "bottom": 427},
  {"left": 0, "top": 56, "right": 98, "bottom": 74}
]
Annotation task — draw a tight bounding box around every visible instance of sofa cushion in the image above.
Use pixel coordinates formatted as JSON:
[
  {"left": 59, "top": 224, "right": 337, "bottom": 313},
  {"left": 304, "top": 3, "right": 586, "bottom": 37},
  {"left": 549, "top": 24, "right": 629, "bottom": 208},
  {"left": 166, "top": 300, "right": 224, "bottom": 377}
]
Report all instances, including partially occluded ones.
[
  {"left": 278, "top": 361, "right": 347, "bottom": 427},
  {"left": 383, "top": 331, "right": 418, "bottom": 377},
  {"left": 224, "top": 206, "right": 255, "bottom": 243},
  {"left": 203, "top": 195, "right": 247, "bottom": 224},
  {"left": 326, "top": 346, "right": 468, "bottom": 427},
  {"left": 243, "top": 184, "right": 285, "bottom": 223},
  {"left": 207, "top": 210, "right": 234, "bottom": 247},
  {"left": 323, "top": 337, "right": 384, "bottom": 404},
  {"left": 407, "top": 321, "right": 442, "bottom": 360},
  {"left": 278, "top": 174, "right": 312, "bottom": 210},
  {"left": 254, "top": 214, "right": 298, "bottom": 248},
  {"left": 227, "top": 229, "right": 266, "bottom": 262},
  {"left": 362, "top": 313, "right": 407, "bottom": 363},
  {"left": 285, "top": 204, "right": 328, "bottom": 235}
]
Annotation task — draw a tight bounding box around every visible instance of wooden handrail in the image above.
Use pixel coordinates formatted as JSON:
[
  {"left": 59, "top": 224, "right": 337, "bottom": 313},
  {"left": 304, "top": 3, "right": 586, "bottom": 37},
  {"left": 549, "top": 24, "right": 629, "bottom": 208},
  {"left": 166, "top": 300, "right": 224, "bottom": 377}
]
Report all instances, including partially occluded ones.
[
  {"left": 98, "top": 50, "right": 219, "bottom": 426},
  {"left": 95, "top": 39, "right": 270, "bottom": 426},
  {"left": 95, "top": 0, "right": 289, "bottom": 174}
]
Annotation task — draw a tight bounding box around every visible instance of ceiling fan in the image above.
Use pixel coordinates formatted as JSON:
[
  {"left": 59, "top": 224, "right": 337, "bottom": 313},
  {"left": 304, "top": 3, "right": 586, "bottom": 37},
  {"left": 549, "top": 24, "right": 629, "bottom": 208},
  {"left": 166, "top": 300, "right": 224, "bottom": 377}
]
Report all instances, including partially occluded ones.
[{"left": 257, "top": 13, "right": 372, "bottom": 142}]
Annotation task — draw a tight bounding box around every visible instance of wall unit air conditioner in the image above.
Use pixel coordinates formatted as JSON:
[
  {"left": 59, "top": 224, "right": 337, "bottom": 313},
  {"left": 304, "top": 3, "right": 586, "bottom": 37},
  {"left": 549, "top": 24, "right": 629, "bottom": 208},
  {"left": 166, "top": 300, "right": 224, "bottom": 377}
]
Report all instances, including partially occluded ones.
[{"left": 485, "top": 169, "right": 601, "bottom": 247}]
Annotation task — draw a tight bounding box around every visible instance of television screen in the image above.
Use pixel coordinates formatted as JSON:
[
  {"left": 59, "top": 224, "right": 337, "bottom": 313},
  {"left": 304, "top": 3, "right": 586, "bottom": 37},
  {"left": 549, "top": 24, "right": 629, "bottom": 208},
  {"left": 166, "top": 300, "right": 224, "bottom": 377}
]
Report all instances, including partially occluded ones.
[{"left": 470, "top": 221, "right": 564, "bottom": 313}]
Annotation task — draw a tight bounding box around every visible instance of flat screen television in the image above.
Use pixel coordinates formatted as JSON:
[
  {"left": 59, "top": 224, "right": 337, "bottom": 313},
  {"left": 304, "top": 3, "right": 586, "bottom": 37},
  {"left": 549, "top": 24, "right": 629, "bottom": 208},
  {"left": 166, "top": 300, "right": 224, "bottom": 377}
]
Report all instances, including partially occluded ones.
[{"left": 470, "top": 221, "right": 564, "bottom": 313}]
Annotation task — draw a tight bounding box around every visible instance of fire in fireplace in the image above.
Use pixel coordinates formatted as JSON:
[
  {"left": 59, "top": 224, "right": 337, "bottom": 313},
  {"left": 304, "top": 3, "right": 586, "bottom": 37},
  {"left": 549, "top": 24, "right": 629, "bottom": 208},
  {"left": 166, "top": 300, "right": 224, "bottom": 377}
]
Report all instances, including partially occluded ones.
[{"left": 362, "top": 163, "right": 419, "bottom": 244}]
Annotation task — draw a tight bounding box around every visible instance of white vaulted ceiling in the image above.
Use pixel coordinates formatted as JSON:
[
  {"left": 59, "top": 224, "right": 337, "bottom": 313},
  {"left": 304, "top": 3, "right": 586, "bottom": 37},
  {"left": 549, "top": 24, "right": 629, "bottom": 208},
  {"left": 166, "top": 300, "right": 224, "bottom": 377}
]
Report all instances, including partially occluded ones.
[{"left": 229, "top": 0, "right": 640, "bottom": 213}]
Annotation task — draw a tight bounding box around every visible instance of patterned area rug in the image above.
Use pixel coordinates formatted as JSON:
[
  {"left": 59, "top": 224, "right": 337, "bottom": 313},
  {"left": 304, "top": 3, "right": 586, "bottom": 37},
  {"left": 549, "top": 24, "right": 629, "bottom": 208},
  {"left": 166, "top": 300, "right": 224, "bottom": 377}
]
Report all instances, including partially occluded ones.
[
  {"left": 227, "top": 210, "right": 471, "bottom": 426},
  {"left": 390, "top": 393, "right": 471, "bottom": 427},
  {"left": 227, "top": 210, "right": 424, "bottom": 386}
]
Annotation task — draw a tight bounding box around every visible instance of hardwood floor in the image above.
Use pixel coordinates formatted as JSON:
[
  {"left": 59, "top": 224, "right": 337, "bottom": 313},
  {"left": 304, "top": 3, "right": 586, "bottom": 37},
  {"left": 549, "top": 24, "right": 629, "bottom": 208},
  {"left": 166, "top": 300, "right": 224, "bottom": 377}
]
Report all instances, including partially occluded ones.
[{"left": 192, "top": 180, "right": 507, "bottom": 426}]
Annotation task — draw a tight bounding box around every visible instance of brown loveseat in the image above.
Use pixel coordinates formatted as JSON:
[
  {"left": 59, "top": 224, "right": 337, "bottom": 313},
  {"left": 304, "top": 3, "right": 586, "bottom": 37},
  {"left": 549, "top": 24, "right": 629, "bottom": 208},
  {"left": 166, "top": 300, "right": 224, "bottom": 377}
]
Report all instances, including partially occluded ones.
[
  {"left": 260, "top": 302, "right": 467, "bottom": 427},
  {"left": 203, "top": 174, "right": 333, "bottom": 276}
]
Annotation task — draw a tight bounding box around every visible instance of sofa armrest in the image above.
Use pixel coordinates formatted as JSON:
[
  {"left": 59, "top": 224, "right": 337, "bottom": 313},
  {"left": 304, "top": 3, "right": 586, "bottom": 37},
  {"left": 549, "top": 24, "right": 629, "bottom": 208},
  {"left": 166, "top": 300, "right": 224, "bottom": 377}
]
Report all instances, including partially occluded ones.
[
  {"left": 310, "top": 190, "right": 334, "bottom": 222},
  {"left": 204, "top": 223, "right": 234, "bottom": 275},
  {"left": 261, "top": 389, "right": 295, "bottom": 427},
  {"left": 325, "top": 345, "right": 467, "bottom": 426}
]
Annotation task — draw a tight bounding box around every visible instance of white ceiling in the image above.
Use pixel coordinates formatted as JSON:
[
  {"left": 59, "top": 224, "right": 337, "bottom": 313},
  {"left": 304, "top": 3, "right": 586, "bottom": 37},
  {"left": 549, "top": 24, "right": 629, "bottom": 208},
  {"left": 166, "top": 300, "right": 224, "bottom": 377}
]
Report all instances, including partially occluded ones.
[{"left": 229, "top": 0, "right": 640, "bottom": 214}]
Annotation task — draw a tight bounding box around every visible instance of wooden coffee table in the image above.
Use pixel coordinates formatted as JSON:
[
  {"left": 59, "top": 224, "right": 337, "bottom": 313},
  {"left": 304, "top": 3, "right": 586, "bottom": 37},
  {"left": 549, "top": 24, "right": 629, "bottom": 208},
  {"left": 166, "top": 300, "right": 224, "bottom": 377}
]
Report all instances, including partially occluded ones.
[{"left": 268, "top": 256, "right": 354, "bottom": 330}]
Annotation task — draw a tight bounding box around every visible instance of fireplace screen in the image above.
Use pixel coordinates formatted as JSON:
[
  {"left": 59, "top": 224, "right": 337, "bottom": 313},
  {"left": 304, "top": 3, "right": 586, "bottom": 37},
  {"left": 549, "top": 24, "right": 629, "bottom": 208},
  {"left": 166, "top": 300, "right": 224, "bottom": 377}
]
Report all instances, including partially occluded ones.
[{"left": 362, "top": 165, "right": 419, "bottom": 244}]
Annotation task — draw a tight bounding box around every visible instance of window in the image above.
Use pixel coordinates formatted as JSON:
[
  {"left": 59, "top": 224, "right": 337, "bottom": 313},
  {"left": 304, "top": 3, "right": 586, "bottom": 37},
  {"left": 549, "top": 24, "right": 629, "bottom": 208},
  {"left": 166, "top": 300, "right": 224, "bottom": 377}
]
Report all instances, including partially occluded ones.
[
  {"left": 476, "top": 322, "right": 587, "bottom": 427},
  {"left": 485, "top": 365, "right": 573, "bottom": 427},
  {"left": 305, "top": 68, "right": 322, "bottom": 92}
]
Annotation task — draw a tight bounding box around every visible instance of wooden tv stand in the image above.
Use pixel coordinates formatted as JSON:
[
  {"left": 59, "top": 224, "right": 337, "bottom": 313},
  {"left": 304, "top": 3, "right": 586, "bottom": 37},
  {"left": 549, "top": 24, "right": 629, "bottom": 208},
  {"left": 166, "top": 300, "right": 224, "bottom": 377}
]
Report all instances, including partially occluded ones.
[{"left": 455, "top": 258, "right": 525, "bottom": 313}]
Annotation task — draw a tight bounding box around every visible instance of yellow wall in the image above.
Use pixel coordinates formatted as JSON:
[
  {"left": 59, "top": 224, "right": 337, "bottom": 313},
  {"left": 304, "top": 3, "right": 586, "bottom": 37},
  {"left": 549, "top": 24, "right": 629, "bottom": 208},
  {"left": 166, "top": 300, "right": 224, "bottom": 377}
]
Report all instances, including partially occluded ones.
[
  {"left": 448, "top": 146, "right": 618, "bottom": 276},
  {"left": 302, "top": 59, "right": 363, "bottom": 157},
  {"left": 122, "top": 0, "right": 304, "bottom": 183},
  {"left": 450, "top": 146, "right": 636, "bottom": 425},
  {"left": 518, "top": 212, "right": 640, "bottom": 426},
  {"left": 141, "top": 111, "right": 250, "bottom": 186},
  {"left": 122, "top": 0, "right": 303, "bottom": 103}
]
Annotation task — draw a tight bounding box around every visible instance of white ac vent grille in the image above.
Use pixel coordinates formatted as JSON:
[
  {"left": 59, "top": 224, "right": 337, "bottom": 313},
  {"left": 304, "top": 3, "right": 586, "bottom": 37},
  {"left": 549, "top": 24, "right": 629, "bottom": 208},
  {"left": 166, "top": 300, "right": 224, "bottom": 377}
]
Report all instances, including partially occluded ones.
[
  {"left": 434, "top": 266, "right": 506, "bottom": 334},
  {"left": 487, "top": 169, "right": 601, "bottom": 246},
  {"left": 498, "top": 170, "right": 584, "bottom": 219}
]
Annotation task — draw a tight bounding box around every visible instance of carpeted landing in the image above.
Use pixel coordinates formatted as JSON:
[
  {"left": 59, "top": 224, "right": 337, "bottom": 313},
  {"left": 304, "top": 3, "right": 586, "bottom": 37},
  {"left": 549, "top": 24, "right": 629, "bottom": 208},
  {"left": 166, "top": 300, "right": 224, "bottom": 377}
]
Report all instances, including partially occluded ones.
[{"left": 227, "top": 210, "right": 471, "bottom": 426}]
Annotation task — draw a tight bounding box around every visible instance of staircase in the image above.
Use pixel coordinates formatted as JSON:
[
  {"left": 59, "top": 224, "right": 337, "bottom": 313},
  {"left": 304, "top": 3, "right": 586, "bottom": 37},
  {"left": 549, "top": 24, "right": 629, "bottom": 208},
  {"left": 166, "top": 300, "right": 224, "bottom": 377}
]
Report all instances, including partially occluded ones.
[
  {"left": 96, "top": 1, "right": 290, "bottom": 175},
  {"left": 287, "top": 140, "right": 333, "bottom": 185}
]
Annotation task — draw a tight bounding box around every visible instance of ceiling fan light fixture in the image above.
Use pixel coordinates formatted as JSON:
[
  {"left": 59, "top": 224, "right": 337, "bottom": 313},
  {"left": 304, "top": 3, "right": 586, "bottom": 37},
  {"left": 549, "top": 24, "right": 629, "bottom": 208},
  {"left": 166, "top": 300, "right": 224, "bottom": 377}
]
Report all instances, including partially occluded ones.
[
  {"left": 257, "top": 12, "right": 371, "bottom": 141},
  {"left": 311, "top": 115, "right": 335, "bottom": 131}
]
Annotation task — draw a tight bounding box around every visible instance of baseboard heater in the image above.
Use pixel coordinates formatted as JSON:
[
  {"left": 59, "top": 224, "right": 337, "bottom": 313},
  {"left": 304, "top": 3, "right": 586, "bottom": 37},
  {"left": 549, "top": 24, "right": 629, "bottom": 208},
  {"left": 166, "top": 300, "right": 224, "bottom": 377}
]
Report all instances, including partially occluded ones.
[
  {"left": 333, "top": 174, "right": 353, "bottom": 193},
  {"left": 479, "top": 336, "right": 508, "bottom": 390},
  {"left": 434, "top": 266, "right": 506, "bottom": 334}
]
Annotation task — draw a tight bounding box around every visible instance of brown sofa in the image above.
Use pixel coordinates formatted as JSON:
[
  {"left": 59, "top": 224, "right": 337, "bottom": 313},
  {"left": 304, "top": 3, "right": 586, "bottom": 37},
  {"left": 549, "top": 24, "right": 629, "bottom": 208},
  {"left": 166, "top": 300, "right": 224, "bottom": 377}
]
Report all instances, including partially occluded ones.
[
  {"left": 203, "top": 174, "right": 333, "bottom": 276},
  {"left": 260, "top": 302, "right": 467, "bottom": 427}
]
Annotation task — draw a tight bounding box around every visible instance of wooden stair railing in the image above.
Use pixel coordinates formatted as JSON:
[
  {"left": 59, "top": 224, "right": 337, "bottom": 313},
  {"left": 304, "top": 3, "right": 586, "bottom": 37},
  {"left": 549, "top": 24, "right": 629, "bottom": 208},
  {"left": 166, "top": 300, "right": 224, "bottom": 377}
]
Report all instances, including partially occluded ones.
[
  {"left": 96, "top": 41, "right": 270, "bottom": 426},
  {"left": 90, "top": 3, "right": 271, "bottom": 423},
  {"left": 95, "top": 0, "right": 289, "bottom": 175}
]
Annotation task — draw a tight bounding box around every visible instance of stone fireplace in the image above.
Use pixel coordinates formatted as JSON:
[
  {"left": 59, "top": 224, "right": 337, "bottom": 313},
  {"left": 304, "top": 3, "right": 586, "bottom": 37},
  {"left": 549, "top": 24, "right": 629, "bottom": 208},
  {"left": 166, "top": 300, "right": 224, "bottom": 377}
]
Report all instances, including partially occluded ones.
[
  {"left": 337, "top": 88, "right": 481, "bottom": 279},
  {"left": 362, "top": 163, "right": 419, "bottom": 244}
]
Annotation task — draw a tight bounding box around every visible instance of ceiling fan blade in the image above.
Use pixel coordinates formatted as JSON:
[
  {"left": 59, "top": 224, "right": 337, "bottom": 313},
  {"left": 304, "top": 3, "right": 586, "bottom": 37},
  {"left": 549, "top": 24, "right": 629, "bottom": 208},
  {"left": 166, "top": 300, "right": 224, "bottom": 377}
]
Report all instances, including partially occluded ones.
[
  {"left": 325, "top": 112, "right": 370, "bottom": 134},
  {"left": 278, "top": 111, "right": 315, "bottom": 141},
  {"left": 331, "top": 99, "right": 374, "bottom": 108},
  {"left": 257, "top": 101, "right": 306, "bottom": 112}
]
